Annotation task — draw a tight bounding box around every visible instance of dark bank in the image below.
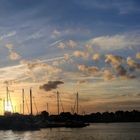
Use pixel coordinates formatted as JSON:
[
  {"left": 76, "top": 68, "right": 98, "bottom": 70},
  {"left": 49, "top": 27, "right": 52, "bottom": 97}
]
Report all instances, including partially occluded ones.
[{"left": 0, "top": 110, "right": 139, "bottom": 131}]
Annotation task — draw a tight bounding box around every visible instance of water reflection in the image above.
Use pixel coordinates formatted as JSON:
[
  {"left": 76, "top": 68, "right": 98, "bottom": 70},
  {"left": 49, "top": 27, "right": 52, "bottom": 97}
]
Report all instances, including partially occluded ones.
[{"left": 0, "top": 123, "right": 140, "bottom": 140}]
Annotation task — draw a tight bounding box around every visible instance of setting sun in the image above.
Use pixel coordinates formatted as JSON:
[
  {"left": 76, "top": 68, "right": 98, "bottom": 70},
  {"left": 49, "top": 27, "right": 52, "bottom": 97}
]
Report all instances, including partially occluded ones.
[{"left": 5, "top": 101, "right": 13, "bottom": 112}]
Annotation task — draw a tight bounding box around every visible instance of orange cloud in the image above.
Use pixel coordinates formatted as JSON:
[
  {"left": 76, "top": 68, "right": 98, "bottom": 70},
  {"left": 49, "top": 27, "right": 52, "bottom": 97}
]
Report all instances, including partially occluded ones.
[
  {"left": 73, "top": 50, "right": 89, "bottom": 59},
  {"left": 136, "top": 53, "right": 140, "bottom": 59}
]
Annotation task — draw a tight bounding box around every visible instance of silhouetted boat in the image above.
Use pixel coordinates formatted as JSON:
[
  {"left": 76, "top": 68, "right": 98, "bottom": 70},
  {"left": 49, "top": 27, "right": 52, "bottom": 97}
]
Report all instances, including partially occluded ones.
[
  {"left": 40, "top": 120, "right": 89, "bottom": 128},
  {"left": 11, "top": 121, "right": 40, "bottom": 131},
  {"left": 65, "top": 121, "right": 89, "bottom": 128}
]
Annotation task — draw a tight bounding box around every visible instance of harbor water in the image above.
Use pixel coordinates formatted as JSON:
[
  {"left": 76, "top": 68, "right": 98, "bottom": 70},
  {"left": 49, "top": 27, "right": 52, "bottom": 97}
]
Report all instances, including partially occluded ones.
[{"left": 0, "top": 123, "right": 140, "bottom": 140}]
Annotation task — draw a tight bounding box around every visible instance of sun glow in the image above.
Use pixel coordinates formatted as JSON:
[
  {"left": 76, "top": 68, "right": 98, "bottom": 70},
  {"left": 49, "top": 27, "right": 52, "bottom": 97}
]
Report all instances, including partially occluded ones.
[{"left": 5, "top": 101, "right": 13, "bottom": 112}]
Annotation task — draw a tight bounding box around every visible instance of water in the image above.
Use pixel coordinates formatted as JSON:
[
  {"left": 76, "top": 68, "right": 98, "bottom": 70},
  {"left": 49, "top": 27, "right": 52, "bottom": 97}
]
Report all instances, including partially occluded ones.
[{"left": 0, "top": 123, "right": 139, "bottom": 140}]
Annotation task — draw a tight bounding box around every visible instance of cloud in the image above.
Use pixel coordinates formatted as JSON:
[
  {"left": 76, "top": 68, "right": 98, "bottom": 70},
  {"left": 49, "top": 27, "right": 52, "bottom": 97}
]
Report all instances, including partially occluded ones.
[
  {"left": 57, "top": 42, "right": 65, "bottom": 49},
  {"left": 87, "top": 66, "right": 100, "bottom": 73},
  {"left": 127, "top": 57, "right": 140, "bottom": 70},
  {"left": 26, "top": 31, "right": 43, "bottom": 40},
  {"left": 76, "top": 80, "right": 87, "bottom": 84},
  {"left": 20, "top": 59, "right": 62, "bottom": 75},
  {"left": 52, "top": 61, "right": 60, "bottom": 66},
  {"left": 77, "top": 65, "right": 87, "bottom": 71},
  {"left": 0, "top": 57, "right": 63, "bottom": 83},
  {"left": 73, "top": 50, "right": 89, "bottom": 59},
  {"left": 5, "top": 43, "right": 13, "bottom": 50},
  {"left": 85, "top": 44, "right": 93, "bottom": 53},
  {"left": 24, "top": 70, "right": 36, "bottom": 81},
  {"left": 51, "top": 53, "right": 73, "bottom": 65},
  {"left": 19, "top": 59, "right": 62, "bottom": 82},
  {"left": 0, "top": 31, "right": 16, "bottom": 41},
  {"left": 74, "top": 51, "right": 138, "bottom": 80},
  {"left": 136, "top": 53, "right": 140, "bottom": 59},
  {"left": 64, "top": 53, "right": 70, "bottom": 61},
  {"left": 9, "top": 50, "right": 21, "bottom": 60},
  {"left": 75, "top": 0, "right": 140, "bottom": 14},
  {"left": 124, "top": 74, "right": 136, "bottom": 79},
  {"left": 113, "top": 64, "right": 135, "bottom": 79},
  {"left": 5, "top": 43, "right": 21, "bottom": 60},
  {"left": 73, "top": 50, "right": 82, "bottom": 57},
  {"left": 66, "top": 40, "right": 77, "bottom": 48},
  {"left": 63, "top": 53, "right": 73, "bottom": 63},
  {"left": 78, "top": 64, "right": 99, "bottom": 74},
  {"left": 40, "top": 56, "right": 65, "bottom": 63},
  {"left": 105, "top": 54, "right": 124, "bottom": 66},
  {"left": 52, "top": 30, "right": 61, "bottom": 38},
  {"left": 50, "top": 40, "right": 63, "bottom": 47},
  {"left": 114, "top": 65, "right": 127, "bottom": 76},
  {"left": 20, "top": 60, "right": 45, "bottom": 70},
  {"left": 57, "top": 40, "right": 77, "bottom": 50},
  {"left": 103, "top": 69, "right": 115, "bottom": 81},
  {"left": 92, "top": 53, "right": 101, "bottom": 61},
  {"left": 87, "top": 34, "right": 140, "bottom": 51},
  {"left": 40, "top": 81, "right": 64, "bottom": 91},
  {"left": 0, "top": 64, "right": 28, "bottom": 83}
]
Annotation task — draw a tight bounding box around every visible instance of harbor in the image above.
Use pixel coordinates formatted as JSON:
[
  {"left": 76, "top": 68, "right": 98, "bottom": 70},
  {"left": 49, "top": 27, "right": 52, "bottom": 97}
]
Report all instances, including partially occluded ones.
[{"left": 0, "top": 87, "right": 89, "bottom": 131}]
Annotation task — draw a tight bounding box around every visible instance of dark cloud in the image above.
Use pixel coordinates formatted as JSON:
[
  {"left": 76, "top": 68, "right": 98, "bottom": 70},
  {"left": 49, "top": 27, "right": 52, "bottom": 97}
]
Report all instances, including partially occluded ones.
[
  {"left": 114, "top": 65, "right": 136, "bottom": 79},
  {"left": 40, "top": 81, "right": 64, "bottom": 91},
  {"left": 115, "top": 65, "right": 127, "bottom": 76}
]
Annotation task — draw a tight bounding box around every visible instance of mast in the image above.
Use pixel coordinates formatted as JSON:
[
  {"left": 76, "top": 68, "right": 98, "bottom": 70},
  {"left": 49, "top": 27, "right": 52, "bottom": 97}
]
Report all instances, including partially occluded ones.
[
  {"left": 46, "top": 102, "right": 49, "bottom": 113},
  {"left": 33, "top": 97, "right": 38, "bottom": 114},
  {"left": 6, "top": 87, "right": 8, "bottom": 107},
  {"left": 20, "top": 103, "right": 22, "bottom": 114},
  {"left": 3, "top": 99, "right": 5, "bottom": 115},
  {"left": 22, "top": 89, "right": 25, "bottom": 114},
  {"left": 59, "top": 95, "right": 64, "bottom": 112},
  {"left": 8, "top": 91, "right": 14, "bottom": 112},
  {"left": 57, "top": 91, "right": 60, "bottom": 115},
  {"left": 25, "top": 95, "right": 29, "bottom": 114},
  {"left": 6, "top": 86, "right": 14, "bottom": 113},
  {"left": 30, "top": 88, "right": 33, "bottom": 115},
  {"left": 76, "top": 92, "right": 79, "bottom": 114}
]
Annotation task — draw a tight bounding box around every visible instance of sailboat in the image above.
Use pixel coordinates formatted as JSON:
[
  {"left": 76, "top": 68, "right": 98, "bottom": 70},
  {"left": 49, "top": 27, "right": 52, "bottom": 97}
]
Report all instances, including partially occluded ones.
[{"left": 40, "top": 91, "right": 89, "bottom": 128}]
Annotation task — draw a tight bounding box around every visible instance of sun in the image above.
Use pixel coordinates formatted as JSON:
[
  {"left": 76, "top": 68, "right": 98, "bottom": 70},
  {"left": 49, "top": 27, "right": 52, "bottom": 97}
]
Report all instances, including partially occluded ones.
[{"left": 5, "top": 101, "right": 13, "bottom": 112}]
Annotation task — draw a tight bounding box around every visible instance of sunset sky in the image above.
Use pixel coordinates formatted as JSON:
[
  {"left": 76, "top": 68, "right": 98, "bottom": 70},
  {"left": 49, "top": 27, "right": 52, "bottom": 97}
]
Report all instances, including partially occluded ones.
[{"left": 0, "top": 0, "right": 140, "bottom": 114}]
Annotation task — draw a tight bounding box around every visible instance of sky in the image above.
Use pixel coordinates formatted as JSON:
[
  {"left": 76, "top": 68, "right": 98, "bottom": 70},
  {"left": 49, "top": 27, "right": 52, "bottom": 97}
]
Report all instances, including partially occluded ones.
[{"left": 0, "top": 0, "right": 140, "bottom": 114}]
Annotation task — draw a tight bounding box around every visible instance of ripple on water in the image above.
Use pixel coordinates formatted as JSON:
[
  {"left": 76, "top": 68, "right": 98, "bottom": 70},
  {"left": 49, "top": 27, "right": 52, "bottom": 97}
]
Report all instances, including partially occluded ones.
[{"left": 0, "top": 123, "right": 139, "bottom": 140}]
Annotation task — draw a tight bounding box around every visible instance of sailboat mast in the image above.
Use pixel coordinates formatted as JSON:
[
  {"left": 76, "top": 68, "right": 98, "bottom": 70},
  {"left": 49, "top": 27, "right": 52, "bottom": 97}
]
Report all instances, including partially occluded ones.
[
  {"left": 46, "top": 102, "right": 49, "bottom": 113},
  {"left": 30, "top": 88, "right": 33, "bottom": 115},
  {"left": 8, "top": 92, "right": 14, "bottom": 113},
  {"left": 57, "top": 91, "right": 60, "bottom": 115},
  {"left": 22, "top": 89, "right": 25, "bottom": 114},
  {"left": 3, "top": 99, "right": 5, "bottom": 115},
  {"left": 6, "top": 87, "right": 8, "bottom": 107},
  {"left": 33, "top": 97, "right": 38, "bottom": 114},
  {"left": 76, "top": 92, "right": 79, "bottom": 114}
]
